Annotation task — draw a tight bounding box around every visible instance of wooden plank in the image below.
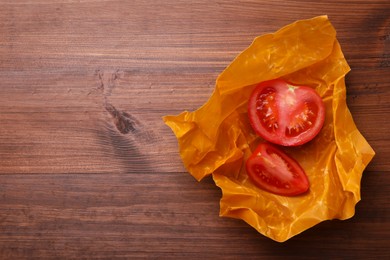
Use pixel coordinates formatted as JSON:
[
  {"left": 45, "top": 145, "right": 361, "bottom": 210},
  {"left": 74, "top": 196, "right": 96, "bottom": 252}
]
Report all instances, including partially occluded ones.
[{"left": 0, "top": 172, "right": 389, "bottom": 258}]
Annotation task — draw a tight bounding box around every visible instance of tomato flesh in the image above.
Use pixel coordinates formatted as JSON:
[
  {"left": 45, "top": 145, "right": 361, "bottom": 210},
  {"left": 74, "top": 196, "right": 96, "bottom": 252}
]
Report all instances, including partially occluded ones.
[
  {"left": 248, "top": 79, "right": 325, "bottom": 146},
  {"left": 246, "top": 143, "right": 309, "bottom": 196}
]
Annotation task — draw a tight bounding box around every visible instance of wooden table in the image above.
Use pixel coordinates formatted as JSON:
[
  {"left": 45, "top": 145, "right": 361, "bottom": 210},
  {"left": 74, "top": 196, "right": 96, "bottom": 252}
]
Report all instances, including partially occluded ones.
[{"left": 1, "top": 0, "right": 389, "bottom": 258}]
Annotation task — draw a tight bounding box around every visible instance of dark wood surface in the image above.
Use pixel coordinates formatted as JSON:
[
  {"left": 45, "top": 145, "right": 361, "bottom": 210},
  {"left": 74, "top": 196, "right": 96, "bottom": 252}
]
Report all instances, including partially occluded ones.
[{"left": 1, "top": 0, "right": 389, "bottom": 258}]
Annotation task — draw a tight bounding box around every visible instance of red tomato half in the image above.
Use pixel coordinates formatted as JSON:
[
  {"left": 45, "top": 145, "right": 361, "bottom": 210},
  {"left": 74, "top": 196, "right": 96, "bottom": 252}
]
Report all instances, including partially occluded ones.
[
  {"left": 246, "top": 143, "right": 309, "bottom": 196},
  {"left": 248, "top": 79, "right": 325, "bottom": 146}
]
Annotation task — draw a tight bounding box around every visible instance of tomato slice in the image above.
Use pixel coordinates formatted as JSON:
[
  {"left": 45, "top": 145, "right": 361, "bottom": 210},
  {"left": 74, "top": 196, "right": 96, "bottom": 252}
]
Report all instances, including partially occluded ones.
[
  {"left": 246, "top": 143, "right": 309, "bottom": 196},
  {"left": 248, "top": 79, "right": 325, "bottom": 146}
]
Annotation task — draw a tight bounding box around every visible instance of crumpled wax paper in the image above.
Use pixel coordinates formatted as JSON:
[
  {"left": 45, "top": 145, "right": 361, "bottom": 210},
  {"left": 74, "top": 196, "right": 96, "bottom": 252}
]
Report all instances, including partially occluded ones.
[{"left": 163, "top": 15, "right": 375, "bottom": 242}]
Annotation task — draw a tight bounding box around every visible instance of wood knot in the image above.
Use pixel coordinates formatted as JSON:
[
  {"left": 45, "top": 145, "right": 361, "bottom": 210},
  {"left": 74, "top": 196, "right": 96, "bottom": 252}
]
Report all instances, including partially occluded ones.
[{"left": 105, "top": 103, "right": 138, "bottom": 134}]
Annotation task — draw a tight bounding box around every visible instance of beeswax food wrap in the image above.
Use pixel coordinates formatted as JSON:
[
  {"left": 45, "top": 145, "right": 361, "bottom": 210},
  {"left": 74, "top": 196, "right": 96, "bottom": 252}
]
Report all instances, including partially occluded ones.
[{"left": 163, "top": 15, "right": 375, "bottom": 242}]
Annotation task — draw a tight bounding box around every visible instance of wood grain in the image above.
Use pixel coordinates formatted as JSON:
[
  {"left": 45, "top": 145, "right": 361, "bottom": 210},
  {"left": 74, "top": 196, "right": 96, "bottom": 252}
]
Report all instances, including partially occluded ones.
[{"left": 1, "top": 0, "right": 389, "bottom": 258}]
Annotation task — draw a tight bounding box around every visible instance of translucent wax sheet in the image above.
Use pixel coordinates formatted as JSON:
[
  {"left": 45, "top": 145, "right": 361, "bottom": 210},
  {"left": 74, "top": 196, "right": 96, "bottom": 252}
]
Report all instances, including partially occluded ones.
[{"left": 163, "top": 16, "right": 375, "bottom": 242}]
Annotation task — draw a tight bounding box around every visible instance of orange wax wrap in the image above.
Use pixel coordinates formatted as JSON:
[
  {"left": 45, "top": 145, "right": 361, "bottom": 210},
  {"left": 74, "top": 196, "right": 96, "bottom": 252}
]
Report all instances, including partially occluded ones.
[{"left": 163, "top": 16, "right": 375, "bottom": 242}]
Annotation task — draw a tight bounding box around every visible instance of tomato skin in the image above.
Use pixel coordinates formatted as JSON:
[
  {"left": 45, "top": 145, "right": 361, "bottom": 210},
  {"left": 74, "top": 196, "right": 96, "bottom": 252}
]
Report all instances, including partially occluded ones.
[
  {"left": 248, "top": 79, "right": 325, "bottom": 146},
  {"left": 246, "top": 143, "right": 309, "bottom": 196}
]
